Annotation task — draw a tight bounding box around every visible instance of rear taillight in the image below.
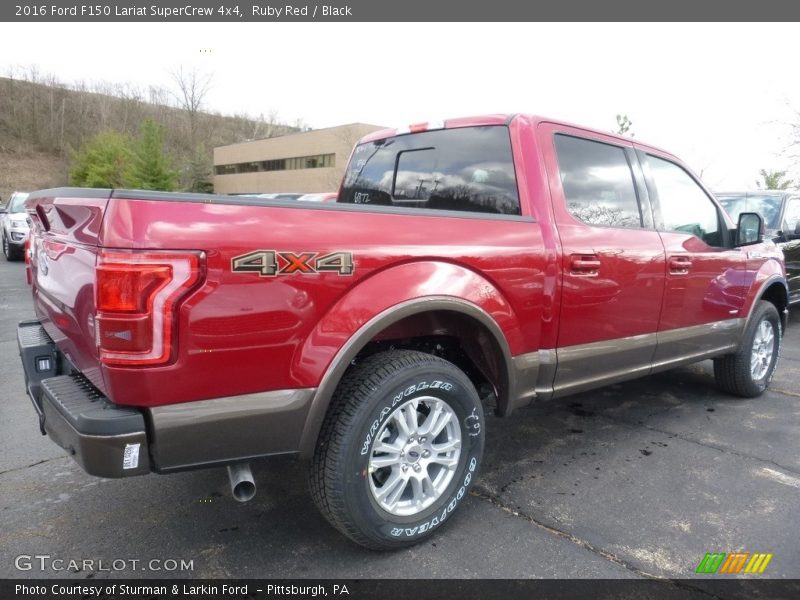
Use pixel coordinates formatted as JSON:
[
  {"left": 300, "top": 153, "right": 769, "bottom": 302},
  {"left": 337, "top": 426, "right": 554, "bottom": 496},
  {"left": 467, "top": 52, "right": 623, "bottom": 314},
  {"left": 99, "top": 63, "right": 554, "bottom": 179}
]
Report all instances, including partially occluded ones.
[
  {"left": 24, "top": 238, "right": 31, "bottom": 285},
  {"left": 95, "top": 250, "right": 202, "bottom": 366}
]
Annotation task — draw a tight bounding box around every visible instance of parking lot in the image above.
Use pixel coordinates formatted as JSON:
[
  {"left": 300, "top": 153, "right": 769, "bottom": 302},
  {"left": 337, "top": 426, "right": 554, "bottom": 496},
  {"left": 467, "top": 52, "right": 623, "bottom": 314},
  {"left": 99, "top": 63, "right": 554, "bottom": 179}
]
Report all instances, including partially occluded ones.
[{"left": 1, "top": 255, "right": 798, "bottom": 581}]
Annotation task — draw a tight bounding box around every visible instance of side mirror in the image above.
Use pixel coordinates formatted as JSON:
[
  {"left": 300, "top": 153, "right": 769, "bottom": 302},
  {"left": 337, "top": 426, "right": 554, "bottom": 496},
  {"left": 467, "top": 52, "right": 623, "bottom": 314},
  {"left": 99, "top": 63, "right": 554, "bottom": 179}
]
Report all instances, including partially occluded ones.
[
  {"left": 736, "top": 212, "right": 764, "bottom": 246},
  {"left": 0, "top": 207, "right": 6, "bottom": 214}
]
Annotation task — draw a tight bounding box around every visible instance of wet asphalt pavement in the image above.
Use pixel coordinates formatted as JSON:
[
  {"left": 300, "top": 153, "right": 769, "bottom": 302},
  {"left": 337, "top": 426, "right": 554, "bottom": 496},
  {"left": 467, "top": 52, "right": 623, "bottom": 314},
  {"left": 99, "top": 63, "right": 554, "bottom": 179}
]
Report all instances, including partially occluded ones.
[{"left": 1, "top": 256, "right": 798, "bottom": 583}]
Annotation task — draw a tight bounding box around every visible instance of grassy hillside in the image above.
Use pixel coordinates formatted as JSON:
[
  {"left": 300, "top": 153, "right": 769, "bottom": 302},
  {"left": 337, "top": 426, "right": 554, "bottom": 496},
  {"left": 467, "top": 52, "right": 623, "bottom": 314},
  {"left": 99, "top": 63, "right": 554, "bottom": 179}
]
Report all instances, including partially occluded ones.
[{"left": 0, "top": 73, "right": 298, "bottom": 201}]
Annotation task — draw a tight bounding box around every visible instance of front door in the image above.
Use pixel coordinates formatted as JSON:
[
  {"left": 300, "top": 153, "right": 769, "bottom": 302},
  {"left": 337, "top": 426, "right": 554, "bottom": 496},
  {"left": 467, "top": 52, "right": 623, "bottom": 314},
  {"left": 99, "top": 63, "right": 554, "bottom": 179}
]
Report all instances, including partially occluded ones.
[{"left": 637, "top": 150, "right": 749, "bottom": 367}]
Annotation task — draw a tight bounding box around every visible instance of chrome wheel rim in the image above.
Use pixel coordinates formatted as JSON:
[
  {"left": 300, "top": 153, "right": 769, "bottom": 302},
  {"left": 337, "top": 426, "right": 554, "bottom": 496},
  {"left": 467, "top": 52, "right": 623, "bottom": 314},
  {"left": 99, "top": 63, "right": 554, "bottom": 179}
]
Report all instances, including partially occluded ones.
[
  {"left": 367, "top": 396, "right": 462, "bottom": 517},
  {"left": 750, "top": 320, "right": 775, "bottom": 381}
]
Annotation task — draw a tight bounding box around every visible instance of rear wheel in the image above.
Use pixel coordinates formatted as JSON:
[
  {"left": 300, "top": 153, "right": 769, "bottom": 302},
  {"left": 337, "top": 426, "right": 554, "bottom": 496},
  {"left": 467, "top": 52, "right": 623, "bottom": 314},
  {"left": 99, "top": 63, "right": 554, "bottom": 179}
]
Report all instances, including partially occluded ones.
[
  {"left": 714, "top": 301, "right": 781, "bottom": 397},
  {"left": 309, "top": 350, "right": 484, "bottom": 550}
]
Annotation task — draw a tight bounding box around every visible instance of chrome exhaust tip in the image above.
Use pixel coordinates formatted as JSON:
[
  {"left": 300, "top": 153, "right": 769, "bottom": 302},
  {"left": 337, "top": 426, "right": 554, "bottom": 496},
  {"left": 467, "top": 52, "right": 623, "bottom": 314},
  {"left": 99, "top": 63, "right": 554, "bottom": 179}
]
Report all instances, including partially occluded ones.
[{"left": 227, "top": 463, "right": 256, "bottom": 502}]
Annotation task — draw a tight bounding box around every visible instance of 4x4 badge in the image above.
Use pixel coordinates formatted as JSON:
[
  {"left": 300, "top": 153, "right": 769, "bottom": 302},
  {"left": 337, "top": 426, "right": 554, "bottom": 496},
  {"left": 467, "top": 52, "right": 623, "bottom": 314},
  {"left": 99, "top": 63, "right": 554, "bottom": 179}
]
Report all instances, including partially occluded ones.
[{"left": 231, "top": 250, "right": 354, "bottom": 277}]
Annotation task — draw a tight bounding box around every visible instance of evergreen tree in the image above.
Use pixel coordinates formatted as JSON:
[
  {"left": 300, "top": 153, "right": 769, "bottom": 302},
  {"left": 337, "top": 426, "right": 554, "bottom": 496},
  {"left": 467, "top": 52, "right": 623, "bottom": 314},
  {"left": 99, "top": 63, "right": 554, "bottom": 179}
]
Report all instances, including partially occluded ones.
[
  {"left": 126, "top": 119, "right": 178, "bottom": 191},
  {"left": 69, "top": 130, "right": 131, "bottom": 188},
  {"left": 756, "top": 169, "right": 793, "bottom": 190}
]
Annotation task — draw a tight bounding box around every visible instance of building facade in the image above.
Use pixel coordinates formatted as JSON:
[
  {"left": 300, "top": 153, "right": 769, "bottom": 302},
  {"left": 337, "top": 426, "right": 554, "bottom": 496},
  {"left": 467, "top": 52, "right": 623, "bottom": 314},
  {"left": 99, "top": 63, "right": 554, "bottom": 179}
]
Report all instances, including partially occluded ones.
[{"left": 213, "top": 123, "right": 386, "bottom": 194}]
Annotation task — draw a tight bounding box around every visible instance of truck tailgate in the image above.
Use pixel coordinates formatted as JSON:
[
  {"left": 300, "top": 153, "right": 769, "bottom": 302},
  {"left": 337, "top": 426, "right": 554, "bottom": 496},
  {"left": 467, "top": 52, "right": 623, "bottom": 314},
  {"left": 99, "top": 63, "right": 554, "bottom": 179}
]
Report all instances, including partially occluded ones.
[{"left": 26, "top": 189, "right": 111, "bottom": 395}]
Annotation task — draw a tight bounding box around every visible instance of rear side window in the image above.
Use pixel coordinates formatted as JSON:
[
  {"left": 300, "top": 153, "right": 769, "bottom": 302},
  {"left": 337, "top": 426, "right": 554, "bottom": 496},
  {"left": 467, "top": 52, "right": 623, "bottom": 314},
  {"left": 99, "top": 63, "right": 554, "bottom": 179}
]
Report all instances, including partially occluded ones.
[
  {"left": 339, "top": 126, "right": 520, "bottom": 215},
  {"left": 554, "top": 135, "right": 643, "bottom": 229}
]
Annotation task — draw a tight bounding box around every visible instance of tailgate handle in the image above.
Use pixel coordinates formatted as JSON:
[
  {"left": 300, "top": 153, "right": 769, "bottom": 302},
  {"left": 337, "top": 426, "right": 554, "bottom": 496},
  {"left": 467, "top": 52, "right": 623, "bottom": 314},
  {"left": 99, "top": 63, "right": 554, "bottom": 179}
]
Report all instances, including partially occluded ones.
[
  {"left": 669, "top": 256, "right": 692, "bottom": 275},
  {"left": 570, "top": 254, "right": 601, "bottom": 276}
]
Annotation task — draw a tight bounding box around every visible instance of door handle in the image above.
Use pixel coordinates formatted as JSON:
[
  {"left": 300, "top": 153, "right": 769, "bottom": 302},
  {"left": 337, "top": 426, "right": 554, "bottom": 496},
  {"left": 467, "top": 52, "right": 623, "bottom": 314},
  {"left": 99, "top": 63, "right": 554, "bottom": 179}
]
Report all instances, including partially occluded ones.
[
  {"left": 570, "top": 254, "right": 601, "bottom": 276},
  {"left": 669, "top": 256, "right": 692, "bottom": 275}
]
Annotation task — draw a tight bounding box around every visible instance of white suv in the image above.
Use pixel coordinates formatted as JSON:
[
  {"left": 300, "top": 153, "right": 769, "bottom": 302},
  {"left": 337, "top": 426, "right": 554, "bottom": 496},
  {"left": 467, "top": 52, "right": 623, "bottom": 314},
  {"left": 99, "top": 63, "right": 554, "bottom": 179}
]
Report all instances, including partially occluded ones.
[{"left": 1, "top": 191, "right": 30, "bottom": 261}]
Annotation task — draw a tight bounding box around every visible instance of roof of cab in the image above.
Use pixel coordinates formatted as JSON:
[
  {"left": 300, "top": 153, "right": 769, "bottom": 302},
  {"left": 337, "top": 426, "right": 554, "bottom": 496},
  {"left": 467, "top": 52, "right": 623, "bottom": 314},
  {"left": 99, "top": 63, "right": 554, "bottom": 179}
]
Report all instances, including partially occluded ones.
[{"left": 355, "top": 113, "right": 676, "bottom": 159}]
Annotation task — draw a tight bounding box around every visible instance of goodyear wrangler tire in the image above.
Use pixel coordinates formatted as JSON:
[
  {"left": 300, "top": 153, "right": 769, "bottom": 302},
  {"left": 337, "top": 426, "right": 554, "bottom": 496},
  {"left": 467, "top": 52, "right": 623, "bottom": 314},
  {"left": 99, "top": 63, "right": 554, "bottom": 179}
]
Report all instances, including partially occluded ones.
[
  {"left": 714, "top": 300, "right": 782, "bottom": 398},
  {"left": 309, "top": 350, "right": 484, "bottom": 550}
]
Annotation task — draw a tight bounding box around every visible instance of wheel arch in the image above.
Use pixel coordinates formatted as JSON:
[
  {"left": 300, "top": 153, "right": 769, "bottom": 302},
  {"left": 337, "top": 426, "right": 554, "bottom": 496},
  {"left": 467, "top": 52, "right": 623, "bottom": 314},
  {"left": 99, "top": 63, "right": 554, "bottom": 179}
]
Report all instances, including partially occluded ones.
[
  {"left": 748, "top": 275, "right": 789, "bottom": 335},
  {"left": 297, "top": 296, "right": 516, "bottom": 458}
]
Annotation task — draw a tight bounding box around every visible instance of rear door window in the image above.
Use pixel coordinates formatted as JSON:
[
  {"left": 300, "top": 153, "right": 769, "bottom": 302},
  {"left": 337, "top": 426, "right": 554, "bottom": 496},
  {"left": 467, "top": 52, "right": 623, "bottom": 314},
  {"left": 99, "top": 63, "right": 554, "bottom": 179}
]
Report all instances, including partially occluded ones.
[
  {"left": 339, "top": 126, "right": 520, "bottom": 215},
  {"left": 553, "top": 134, "right": 643, "bottom": 229}
]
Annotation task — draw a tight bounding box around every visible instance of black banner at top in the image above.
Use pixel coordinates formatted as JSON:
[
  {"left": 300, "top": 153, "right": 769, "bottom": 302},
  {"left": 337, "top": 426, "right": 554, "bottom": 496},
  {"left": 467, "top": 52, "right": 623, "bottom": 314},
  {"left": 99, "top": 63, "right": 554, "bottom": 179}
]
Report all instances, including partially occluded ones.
[{"left": 2, "top": 0, "right": 800, "bottom": 22}]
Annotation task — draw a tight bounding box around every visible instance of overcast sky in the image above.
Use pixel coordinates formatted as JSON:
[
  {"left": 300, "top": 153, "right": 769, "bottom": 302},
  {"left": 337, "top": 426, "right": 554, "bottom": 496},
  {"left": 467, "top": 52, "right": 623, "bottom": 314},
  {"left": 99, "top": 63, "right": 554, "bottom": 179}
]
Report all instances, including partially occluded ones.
[{"left": 2, "top": 22, "right": 799, "bottom": 190}]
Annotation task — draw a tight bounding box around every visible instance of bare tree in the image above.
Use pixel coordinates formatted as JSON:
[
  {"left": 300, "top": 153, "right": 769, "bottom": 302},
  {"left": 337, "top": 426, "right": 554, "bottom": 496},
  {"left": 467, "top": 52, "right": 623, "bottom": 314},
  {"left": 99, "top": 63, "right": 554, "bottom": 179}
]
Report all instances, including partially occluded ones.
[
  {"left": 323, "top": 126, "right": 364, "bottom": 189},
  {"left": 615, "top": 114, "right": 634, "bottom": 137},
  {"left": 169, "top": 66, "right": 212, "bottom": 149}
]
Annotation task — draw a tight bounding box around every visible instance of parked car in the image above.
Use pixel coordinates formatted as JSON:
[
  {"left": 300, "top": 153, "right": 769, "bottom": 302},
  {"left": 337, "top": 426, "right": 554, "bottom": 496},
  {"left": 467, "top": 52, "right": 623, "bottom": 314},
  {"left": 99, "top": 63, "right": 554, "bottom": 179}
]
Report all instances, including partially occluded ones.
[
  {"left": 297, "top": 192, "right": 338, "bottom": 202},
  {"left": 18, "top": 116, "right": 788, "bottom": 550},
  {"left": 1, "top": 191, "right": 30, "bottom": 261},
  {"left": 717, "top": 191, "right": 800, "bottom": 304}
]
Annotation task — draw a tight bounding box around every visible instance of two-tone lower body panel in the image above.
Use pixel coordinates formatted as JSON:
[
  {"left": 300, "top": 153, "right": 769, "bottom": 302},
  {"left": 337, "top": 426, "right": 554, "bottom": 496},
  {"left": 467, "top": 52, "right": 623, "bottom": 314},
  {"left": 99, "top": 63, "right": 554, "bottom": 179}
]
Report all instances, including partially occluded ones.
[{"left": 510, "top": 318, "right": 746, "bottom": 402}]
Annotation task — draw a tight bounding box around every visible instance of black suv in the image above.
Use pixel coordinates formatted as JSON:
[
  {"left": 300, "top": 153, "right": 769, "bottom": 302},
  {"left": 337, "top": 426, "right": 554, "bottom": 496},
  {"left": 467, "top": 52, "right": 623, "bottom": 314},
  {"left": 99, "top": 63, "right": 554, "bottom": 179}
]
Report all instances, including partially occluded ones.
[{"left": 717, "top": 191, "right": 800, "bottom": 304}]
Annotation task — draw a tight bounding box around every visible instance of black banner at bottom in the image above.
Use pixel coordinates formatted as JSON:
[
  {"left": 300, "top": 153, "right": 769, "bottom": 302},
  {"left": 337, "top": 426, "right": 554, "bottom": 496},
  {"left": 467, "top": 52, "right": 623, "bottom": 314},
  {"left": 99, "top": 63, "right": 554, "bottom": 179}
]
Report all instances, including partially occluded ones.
[{"left": 3, "top": 579, "right": 800, "bottom": 600}]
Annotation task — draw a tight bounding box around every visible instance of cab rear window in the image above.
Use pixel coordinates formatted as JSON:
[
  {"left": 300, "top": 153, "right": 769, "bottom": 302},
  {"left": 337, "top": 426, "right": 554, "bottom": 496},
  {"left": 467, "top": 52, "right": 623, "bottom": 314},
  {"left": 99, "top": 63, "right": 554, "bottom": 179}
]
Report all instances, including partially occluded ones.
[{"left": 339, "top": 126, "right": 520, "bottom": 215}]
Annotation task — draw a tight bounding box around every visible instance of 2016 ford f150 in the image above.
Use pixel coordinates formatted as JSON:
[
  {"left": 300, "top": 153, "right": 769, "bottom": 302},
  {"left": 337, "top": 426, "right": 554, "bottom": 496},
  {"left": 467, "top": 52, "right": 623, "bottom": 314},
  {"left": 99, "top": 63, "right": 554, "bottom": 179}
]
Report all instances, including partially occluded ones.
[{"left": 17, "top": 115, "right": 788, "bottom": 550}]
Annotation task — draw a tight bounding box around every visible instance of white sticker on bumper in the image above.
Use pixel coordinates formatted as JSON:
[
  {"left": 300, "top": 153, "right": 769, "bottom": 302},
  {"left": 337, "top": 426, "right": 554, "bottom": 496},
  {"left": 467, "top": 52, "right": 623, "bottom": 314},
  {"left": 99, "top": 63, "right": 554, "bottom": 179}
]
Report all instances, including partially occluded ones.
[{"left": 123, "top": 443, "right": 140, "bottom": 470}]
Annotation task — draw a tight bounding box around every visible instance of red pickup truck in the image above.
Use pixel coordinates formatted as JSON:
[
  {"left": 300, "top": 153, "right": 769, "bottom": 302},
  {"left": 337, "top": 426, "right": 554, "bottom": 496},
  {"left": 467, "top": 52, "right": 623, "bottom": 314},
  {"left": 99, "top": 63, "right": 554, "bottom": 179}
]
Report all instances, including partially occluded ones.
[{"left": 18, "top": 115, "right": 788, "bottom": 550}]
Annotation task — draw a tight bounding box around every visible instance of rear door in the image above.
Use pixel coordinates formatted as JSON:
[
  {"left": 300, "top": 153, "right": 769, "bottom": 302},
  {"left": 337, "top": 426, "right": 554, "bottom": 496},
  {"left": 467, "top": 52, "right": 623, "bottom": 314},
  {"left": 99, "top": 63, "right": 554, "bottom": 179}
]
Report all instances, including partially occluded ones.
[
  {"left": 637, "top": 150, "right": 748, "bottom": 367},
  {"left": 538, "top": 123, "right": 666, "bottom": 396}
]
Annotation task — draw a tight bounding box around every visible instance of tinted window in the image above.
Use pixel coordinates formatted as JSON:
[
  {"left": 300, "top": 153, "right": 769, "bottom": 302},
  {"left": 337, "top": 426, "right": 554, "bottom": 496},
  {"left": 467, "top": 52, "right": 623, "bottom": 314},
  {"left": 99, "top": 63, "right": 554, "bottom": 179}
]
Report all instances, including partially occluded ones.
[
  {"left": 784, "top": 198, "right": 800, "bottom": 233},
  {"left": 554, "top": 135, "right": 642, "bottom": 229},
  {"left": 648, "top": 155, "right": 722, "bottom": 247},
  {"left": 717, "top": 194, "right": 783, "bottom": 230},
  {"left": 339, "top": 126, "right": 520, "bottom": 215}
]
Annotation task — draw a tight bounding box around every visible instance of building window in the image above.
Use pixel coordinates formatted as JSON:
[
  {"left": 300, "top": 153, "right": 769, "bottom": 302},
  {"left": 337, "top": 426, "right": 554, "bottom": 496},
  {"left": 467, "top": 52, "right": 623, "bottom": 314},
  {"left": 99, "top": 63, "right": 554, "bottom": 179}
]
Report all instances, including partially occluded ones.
[
  {"left": 215, "top": 153, "right": 335, "bottom": 175},
  {"left": 261, "top": 159, "right": 285, "bottom": 171}
]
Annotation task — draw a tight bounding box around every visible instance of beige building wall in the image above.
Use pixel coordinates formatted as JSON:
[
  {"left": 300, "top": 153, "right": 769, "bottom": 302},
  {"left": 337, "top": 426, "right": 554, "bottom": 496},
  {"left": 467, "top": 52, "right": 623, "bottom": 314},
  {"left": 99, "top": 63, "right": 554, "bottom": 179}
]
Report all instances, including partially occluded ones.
[{"left": 213, "top": 123, "right": 386, "bottom": 194}]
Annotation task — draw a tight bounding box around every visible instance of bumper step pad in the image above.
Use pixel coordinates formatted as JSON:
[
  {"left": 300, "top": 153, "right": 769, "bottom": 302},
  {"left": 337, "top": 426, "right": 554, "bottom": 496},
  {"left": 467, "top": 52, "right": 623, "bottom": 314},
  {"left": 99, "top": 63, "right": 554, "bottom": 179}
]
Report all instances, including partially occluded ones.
[
  {"left": 39, "top": 374, "right": 150, "bottom": 477},
  {"left": 41, "top": 374, "right": 145, "bottom": 436}
]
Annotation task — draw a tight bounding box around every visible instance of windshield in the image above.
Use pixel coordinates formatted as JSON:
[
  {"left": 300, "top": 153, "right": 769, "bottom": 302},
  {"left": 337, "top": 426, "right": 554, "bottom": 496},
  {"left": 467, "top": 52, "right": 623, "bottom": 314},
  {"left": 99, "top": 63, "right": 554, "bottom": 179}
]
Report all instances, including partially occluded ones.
[
  {"left": 7, "top": 193, "right": 29, "bottom": 214},
  {"left": 717, "top": 194, "right": 783, "bottom": 230}
]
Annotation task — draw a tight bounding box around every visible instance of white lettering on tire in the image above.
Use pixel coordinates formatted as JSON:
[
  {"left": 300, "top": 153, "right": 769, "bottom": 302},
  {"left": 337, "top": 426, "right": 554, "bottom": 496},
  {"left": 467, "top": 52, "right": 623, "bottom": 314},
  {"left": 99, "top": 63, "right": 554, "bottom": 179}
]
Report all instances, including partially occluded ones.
[
  {"left": 360, "top": 380, "right": 454, "bottom": 455},
  {"left": 389, "top": 457, "right": 478, "bottom": 537}
]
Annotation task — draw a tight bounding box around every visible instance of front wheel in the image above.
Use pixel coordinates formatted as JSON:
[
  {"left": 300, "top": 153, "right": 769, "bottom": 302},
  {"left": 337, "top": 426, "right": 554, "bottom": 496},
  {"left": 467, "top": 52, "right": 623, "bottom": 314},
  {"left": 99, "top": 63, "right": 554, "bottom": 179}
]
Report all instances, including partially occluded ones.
[
  {"left": 309, "top": 350, "right": 485, "bottom": 550},
  {"left": 3, "top": 234, "right": 22, "bottom": 261},
  {"left": 714, "top": 301, "right": 782, "bottom": 397}
]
